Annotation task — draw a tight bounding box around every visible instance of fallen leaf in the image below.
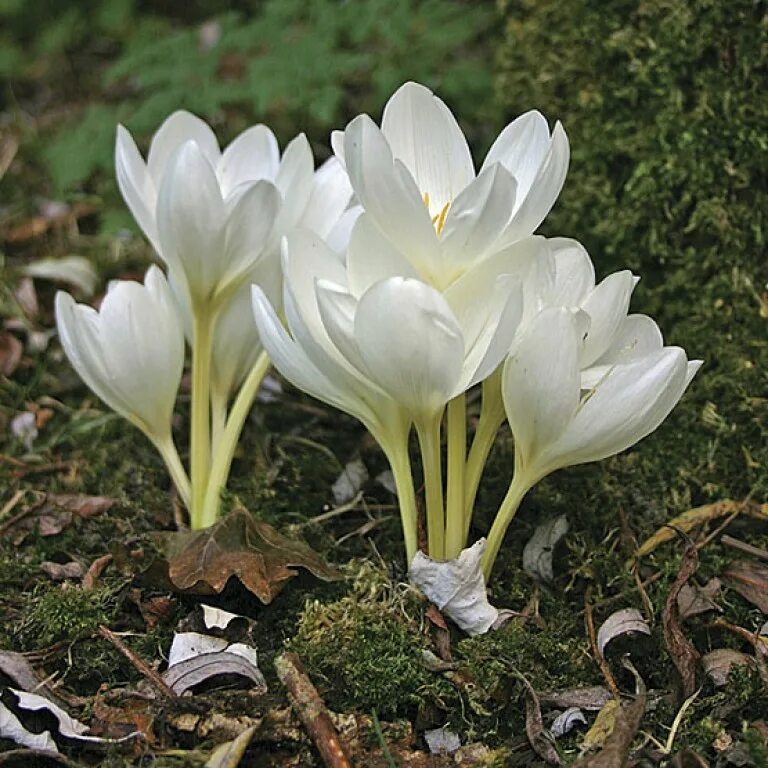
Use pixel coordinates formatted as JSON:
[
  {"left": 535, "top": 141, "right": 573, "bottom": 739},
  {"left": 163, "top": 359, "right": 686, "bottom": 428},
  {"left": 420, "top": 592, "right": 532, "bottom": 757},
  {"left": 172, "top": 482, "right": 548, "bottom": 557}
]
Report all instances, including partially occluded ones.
[
  {"left": 163, "top": 632, "right": 267, "bottom": 696},
  {"left": 331, "top": 458, "right": 369, "bottom": 505},
  {"left": 517, "top": 674, "right": 562, "bottom": 765},
  {"left": 539, "top": 687, "right": 613, "bottom": 712},
  {"left": 13, "top": 278, "right": 38, "bottom": 320},
  {"left": 671, "top": 749, "right": 710, "bottom": 767},
  {"left": 23, "top": 256, "right": 98, "bottom": 297},
  {"left": 40, "top": 562, "right": 85, "bottom": 582},
  {"left": 677, "top": 578, "right": 722, "bottom": 620},
  {"left": 90, "top": 691, "right": 155, "bottom": 744},
  {"left": 8, "top": 494, "right": 115, "bottom": 542},
  {"left": 523, "top": 515, "right": 569, "bottom": 583},
  {"left": 701, "top": 649, "right": 756, "bottom": 687},
  {"left": 634, "top": 500, "right": 767, "bottom": 559},
  {"left": 596, "top": 608, "right": 651, "bottom": 656},
  {"left": 552, "top": 708, "right": 587, "bottom": 738},
  {"left": 572, "top": 687, "right": 645, "bottom": 767},
  {"left": 156, "top": 508, "right": 339, "bottom": 603},
  {"left": 201, "top": 605, "right": 247, "bottom": 632},
  {"left": 663, "top": 543, "right": 701, "bottom": 699},
  {"left": 578, "top": 699, "right": 620, "bottom": 754},
  {"left": 0, "top": 333, "right": 23, "bottom": 377},
  {"left": 0, "top": 688, "right": 137, "bottom": 752},
  {"left": 205, "top": 725, "right": 257, "bottom": 768},
  {"left": 0, "top": 653, "right": 44, "bottom": 693},
  {"left": 424, "top": 727, "right": 461, "bottom": 755},
  {"left": 722, "top": 560, "right": 768, "bottom": 613}
]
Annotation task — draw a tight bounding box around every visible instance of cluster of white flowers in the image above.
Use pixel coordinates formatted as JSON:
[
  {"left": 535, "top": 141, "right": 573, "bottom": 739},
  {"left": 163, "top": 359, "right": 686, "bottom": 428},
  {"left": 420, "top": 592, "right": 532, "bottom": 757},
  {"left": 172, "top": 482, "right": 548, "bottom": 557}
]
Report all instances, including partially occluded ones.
[{"left": 56, "top": 82, "right": 700, "bottom": 622}]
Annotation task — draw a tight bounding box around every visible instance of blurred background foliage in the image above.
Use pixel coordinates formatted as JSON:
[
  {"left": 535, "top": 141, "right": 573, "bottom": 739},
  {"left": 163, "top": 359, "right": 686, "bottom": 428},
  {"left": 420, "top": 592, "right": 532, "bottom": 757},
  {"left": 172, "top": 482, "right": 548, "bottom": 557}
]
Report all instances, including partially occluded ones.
[{"left": 0, "top": 0, "right": 495, "bottom": 232}]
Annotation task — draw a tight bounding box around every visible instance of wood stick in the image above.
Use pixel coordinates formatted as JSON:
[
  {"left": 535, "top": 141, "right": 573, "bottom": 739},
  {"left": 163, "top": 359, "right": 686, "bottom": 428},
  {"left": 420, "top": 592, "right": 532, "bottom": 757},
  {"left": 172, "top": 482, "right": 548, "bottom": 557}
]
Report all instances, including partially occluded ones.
[
  {"left": 97, "top": 625, "right": 176, "bottom": 698},
  {"left": 274, "top": 652, "right": 352, "bottom": 768},
  {"left": 721, "top": 534, "right": 768, "bottom": 561}
]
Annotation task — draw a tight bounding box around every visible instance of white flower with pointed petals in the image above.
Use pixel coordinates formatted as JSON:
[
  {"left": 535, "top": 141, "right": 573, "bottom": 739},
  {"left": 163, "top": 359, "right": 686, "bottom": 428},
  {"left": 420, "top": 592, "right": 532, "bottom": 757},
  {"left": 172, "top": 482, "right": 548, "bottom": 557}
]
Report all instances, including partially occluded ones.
[
  {"left": 503, "top": 307, "right": 702, "bottom": 483},
  {"left": 55, "top": 266, "right": 185, "bottom": 445},
  {"left": 115, "top": 111, "right": 313, "bottom": 305},
  {"left": 333, "top": 81, "right": 568, "bottom": 289}
]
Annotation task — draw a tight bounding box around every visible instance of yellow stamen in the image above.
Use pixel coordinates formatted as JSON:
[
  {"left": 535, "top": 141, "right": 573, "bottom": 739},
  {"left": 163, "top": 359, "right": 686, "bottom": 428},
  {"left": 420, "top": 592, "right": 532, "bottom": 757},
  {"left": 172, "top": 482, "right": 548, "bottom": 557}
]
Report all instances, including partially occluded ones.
[
  {"left": 434, "top": 202, "right": 450, "bottom": 235},
  {"left": 423, "top": 191, "right": 430, "bottom": 209}
]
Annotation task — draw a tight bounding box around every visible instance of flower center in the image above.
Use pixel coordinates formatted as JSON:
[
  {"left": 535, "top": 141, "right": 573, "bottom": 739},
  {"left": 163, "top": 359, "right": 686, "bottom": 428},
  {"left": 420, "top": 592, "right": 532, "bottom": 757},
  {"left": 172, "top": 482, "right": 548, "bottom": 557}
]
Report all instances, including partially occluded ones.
[{"left": 423, "top": 192, "right": 450, "bottom": 236}]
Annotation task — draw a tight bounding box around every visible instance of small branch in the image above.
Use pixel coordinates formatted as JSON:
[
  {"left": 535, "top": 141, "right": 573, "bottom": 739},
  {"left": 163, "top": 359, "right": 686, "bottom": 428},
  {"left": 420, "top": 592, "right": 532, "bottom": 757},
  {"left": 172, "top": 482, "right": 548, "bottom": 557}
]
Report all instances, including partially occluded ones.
[
  {"left": 82, "top": 554, "right": 113, "bottom": 591},
  {"left": 275, "top": 652, "right": 352, "bottom": 768},
  {"left": 97, "top": 625, "right": 176, "bottom": 698},
  {"left": 721, "top": 535, "right": 768, "bottom": 561},
  {"left": 584, "top": 585, "right": 621, "bottom": 698}
]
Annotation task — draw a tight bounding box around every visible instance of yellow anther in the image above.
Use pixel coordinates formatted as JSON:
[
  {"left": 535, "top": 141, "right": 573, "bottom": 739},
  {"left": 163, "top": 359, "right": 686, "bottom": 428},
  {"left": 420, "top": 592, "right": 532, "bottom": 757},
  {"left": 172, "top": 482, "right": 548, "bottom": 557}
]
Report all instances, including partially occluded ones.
[
  {"left": 423, "top": 191, "right": 430, "bottom": 209},
  {"left": 434, "top": 202, "right": 450, "bottom": 235}
]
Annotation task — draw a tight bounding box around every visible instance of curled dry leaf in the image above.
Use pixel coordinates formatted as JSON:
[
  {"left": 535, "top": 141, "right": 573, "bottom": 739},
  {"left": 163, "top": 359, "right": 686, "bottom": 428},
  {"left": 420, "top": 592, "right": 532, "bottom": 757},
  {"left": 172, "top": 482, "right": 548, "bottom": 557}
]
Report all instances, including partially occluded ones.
[
  {"left": 201, "top": 605, "right": 244, "bottom": 631},
  {"left": 205, "top": 725, "right": 257, "bottom": 768},
  {"left": 155, "top": 508, "right": 340, "bottom": 603},
  {"left": 0, "top": 332, "right": 23, "bottom": 377},
  {"left": 424, "top": 726, "right": 461, "bottom": 754},
  {"left": 7, "top": 494, "right": 115, "bottom": 543},
  {"left": 331, "top": 458, "right": 369, "bottom": 505},
  {"left": 722, "top": 560, "right": 768, "bottom": 613},
  {"left": 552, "top": 708, "right": 588, "bottom": 738},
  {"left": 701, "top": 649, "right": 756, "bottom": 687},
  {"left": 516, "top": 674, "right": 562, "bottom": 766},
  {"left": 596, "top": 608, "right": 651, "bottom": 657},
  {"left": 677, "top": 578, "right": 722, "bottom": 621},
  {"left": 540, "top": 686, "right": 614, "bottom": 712},
  {"left": 40, "top": 562, "right": 85, "bottom": 582},
  {"left": 523, "top": 515, "right": 569, "bottom": 583},
  {"left": 663, "top": 543, "right": 701, "bottom": 700},
  {"left": 163, "top": 632, "right": 266, "bottom": 696}
]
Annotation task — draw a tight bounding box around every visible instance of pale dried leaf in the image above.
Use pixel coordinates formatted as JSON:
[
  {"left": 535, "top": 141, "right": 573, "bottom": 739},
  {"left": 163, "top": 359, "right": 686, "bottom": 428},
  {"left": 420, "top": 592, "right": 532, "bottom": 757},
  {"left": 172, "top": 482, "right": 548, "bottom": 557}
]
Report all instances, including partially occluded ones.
[
  {"left": 205, "top": 725, "right": 257, "bottom": 768},
  {"left": 201, "top": 605, "right": 243, "bottom": 631},
  {"left": 677, "top": 578, "right": 722, "bottom": 620},
  {"left": 24, "top": 256, "right": 98, "bottom": 297},
  {"left": 40, "top": 562, "right": 85, "bottom": 582},
  {"left": 424, "top": 727, "right": 461, "bottom": 754},
  {"left": 331, "top": 458, "right": 369, "bottom": 505},
  {"left": 523, "top": 515, "right": 569, "bottom": 583},
  {"left": 410, "top": 539, "right": 498, "bottom": 636},
  {"left": 701, "top": 649, "right": 755, "bottom": 687},
  {"left": 596, "top": 608, "right": 651, "bottom": 656},
  {"left": 540, "top": 687, "right": 613, "bottom": 712},
  {"left": 552, "top": 708, "right": 588, "bottom": 738},
  {"left": 10, "top": 412, "right": 37, "bottom": 451},
  {"left": 0, "top": 332, "right": 23, "bottom": 377}
]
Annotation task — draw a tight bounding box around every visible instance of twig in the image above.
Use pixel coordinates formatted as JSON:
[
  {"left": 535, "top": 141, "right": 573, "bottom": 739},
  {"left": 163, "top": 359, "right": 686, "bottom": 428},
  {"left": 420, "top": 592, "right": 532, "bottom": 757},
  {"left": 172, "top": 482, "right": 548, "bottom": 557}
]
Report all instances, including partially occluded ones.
[
  {"left": 0, "top": 492, "right": 44, "bottom": 536},
  {"left": 695, "top": 507, "right": 742, "bottom": 551},
  {"left": 97, "top": 625, "right": 176, "bottom": 698},
  {"left": 584, "top": 585, "right": 620, "bottom": 698},
  {"left": 274, "top": 652, "right": 352, "bottom": 768},
  {"left": 82, "top": 554, "right": 113, "bottom": 591},
  {"left": 721, "top": 535, "right": 768, "bottom": 561},
  {"left": 295, "top": 491, "right": 364, "bottom": 529},
  {"left": 0, "top": 490, "right": 25, "bottom": 525}
]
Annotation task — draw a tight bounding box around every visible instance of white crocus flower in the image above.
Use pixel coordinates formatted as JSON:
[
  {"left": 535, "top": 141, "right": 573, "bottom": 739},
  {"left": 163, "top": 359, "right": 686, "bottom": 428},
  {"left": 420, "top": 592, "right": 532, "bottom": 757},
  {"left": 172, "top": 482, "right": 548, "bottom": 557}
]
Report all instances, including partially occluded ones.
[
  {"left": 55, "top": 267, "right": 190, "bottom": 506},
  {"left": 479, "top": 306, "right": 702, "bottom": 576},
  {"left": 115, "top": 110, "right": 313, "bottom": 307},
  {"left": 333, "top": 81, "right": 568, "bottom": 289}
]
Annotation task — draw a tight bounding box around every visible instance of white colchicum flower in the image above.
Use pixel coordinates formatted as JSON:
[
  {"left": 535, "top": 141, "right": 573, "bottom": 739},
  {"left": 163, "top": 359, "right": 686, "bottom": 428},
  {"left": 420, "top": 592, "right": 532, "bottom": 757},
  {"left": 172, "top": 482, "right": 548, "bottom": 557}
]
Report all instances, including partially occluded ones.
[
  {"left": 115, "top": 111, "right": 312, "bottom": 307},
  {"left": 55, "top": 267, "right": 190, "bottom": 505},
  {"left": 478, "top": 305, "right": 702, "bottom": 575},
  {"left": 333, "top": 81, "right": 569, "bottom": 289}
]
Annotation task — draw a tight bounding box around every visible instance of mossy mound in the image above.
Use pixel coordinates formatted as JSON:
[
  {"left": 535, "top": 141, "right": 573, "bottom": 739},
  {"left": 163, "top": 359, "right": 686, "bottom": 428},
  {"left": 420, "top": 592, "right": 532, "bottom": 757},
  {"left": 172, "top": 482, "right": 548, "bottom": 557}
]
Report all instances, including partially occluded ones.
[{"left": 491, "top": 0, "right": 767, "bottom": 548}]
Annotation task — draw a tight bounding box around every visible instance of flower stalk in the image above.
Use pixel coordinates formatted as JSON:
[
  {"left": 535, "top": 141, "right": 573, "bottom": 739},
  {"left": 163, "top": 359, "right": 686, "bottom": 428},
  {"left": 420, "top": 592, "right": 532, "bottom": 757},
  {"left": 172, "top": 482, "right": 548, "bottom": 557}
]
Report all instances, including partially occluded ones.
[{"left": 445, "top": 393, "right": 467, "bottom": 559}]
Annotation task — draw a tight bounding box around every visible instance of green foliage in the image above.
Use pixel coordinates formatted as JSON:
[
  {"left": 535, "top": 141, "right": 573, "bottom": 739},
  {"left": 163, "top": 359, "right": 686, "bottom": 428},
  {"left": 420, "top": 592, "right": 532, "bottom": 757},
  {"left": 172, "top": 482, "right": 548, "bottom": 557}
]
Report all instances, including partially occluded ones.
[
  {"left": 4, "top": 0, "right": 495, "bottom": 195},
  {"left": 495, "top": 0, "right": 768, "bottom": 543}
]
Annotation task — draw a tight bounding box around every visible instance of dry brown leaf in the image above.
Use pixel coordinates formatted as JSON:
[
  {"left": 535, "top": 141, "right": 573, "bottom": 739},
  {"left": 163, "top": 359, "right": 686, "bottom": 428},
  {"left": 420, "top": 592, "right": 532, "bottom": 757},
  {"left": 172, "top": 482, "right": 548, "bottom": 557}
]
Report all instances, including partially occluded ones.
[
  {"left": 518, "top": 674, "right": 562, "bottom": 765},
  {"left": 722, "top": 560, "right": 768, "bottom": 613},
  {"left": 154, "top": 508, "right": 340, "bottom": 603},
  {"left": 701, "top": 649, "right": 756, "bottom": 687},
  {"left": 0, "top": 332, "right": 23, "bottom": 377},
  {"left": 677, "top": 578, "right": 722, "bottom": 620},
  {"left": 663, "top": 543, "right": 701, "bottom": 699},
  {"left": 3, "top": 202, "right": 98, "bottom": 243},
  {"left": 40, "top": 561, "right": 85, "bottom": 582},
  {"left": 539, "top": 686, "right": 613, "bottom": 712}
]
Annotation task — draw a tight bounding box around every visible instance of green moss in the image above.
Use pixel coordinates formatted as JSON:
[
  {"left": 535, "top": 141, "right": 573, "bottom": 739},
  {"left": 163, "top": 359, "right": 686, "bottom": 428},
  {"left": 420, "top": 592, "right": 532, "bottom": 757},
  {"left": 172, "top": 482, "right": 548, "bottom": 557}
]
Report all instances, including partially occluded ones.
[{"left": 15, "top": 582, "right": 119, "bottom": 648}]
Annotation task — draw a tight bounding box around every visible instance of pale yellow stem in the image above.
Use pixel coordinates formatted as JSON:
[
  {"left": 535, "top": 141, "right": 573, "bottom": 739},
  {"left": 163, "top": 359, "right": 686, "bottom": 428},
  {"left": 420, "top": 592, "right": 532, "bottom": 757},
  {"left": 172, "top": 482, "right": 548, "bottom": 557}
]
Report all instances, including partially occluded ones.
[
  {"left": 190, "top": 309, "right": 214, "bottom": 529},
  {"left": 416, "top": 413, "right": 445, "bottom": 560},
  {"left": 445, "top": 393, "right": 467, "bottom": 559}
]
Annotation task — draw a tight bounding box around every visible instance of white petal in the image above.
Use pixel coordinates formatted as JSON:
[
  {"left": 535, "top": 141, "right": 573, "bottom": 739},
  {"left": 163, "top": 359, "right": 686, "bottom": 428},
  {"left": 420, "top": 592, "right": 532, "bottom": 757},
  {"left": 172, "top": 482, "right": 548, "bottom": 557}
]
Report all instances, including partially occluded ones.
[
  {"left": 482, "top": 110, "right": 551, "bottom": 201},
  {"left": 300, "top": 157, "right": 354, "bottom": 239},
  {"left": 325, "top": 205, "right": 362, "bottom": 256},
  {"left": 548, "top": 237, "right": 595, "bottom": 307},
  {"left": 217, "top": 124, "right": 280, "bottom": 198},
  {"left": 502, "top": 307, "right": 581, "bottom": 476},
  {"left": 500, "top": 121, "right": 570, "bottom": 244},
  {"left": 461, "top": 274, "right": 523, "bottom": 389},
  {"left": 579, "top": 270, "right": 637, "bottom": 367},
  {"left": 440, "top": 163, "right": 518, "bottom": 274},
  {"left": 115, "top": 125, "right": 159, "bottom": 252},
  {"left": 343, "top": 114, "right": 440, "bottom": 276},
  {"left": 545, "top": 348, "right": 691, "bottom": 470},
  {"left": 330, "top": 129, "right": 345, "bottom": 165},
  {"left": 346, "top": 214, "right": 419, "bottom": 297},
  {"left": 352, "top": 277, "right": 464, "bottom": 417},
  {"left": 156, "top": 141, "right": 226, "bottom": 302},
  {"left": 381, "top": 81, "right": 475, "bottom": 216},
  {"left": 222, "top": 180, "right": 281, "bottom": 294},
  {"left": 274, "top": 133, "right": 314, "bottom": 232},
  {"left": 147, "top": 110, "right": 220, "bottom": 185}
]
